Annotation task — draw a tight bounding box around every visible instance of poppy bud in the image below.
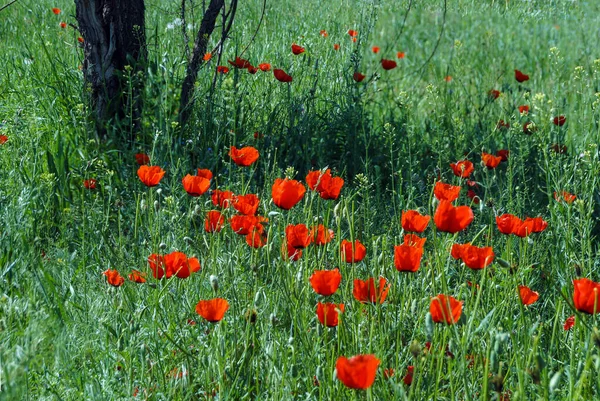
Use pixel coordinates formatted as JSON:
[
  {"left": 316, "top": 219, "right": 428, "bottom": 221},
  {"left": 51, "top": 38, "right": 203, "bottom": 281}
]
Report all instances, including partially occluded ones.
[
  {"left": 210, "top": 275, "right": 219, "bottom": 292},
  {"left": 425, "top": 313, "right": 434, "bottom": 338},
  {"left": 159, "top": 242, "right": 167, "bottom": 250},
  {"left": 156, "top": 188, "right": 162, "bottom": 195},
  {"left": 270, "top": 313, "right": 277, "bottom": 326},
  {"left": 140, "top": 199, "right": 147, "bottom": 210},
  {"left": 496, "top": 257, "right": 511, "bottom": 268},
  {"left": 154, "top": 200, "right": 160, "bottom": 211},
  {"left": 409, "top": 340, "right": 421, "bottom": 358},
  {"left": 194, "top": 205, "right": 202, "bottom": 215}
]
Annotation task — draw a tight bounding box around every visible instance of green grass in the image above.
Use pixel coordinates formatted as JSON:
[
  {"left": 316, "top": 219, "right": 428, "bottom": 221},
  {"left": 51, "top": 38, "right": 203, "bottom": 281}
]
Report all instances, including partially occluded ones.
[{"left": 1, "top": 0, "right": 600, "bottom": 399}]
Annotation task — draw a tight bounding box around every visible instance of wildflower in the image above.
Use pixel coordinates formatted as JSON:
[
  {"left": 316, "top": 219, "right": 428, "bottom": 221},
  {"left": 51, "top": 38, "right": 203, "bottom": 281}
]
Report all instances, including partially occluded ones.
[
  {"left": 316, "top": 302, "right": 344, "bottom": 327},
  {"left": 513, "top": 217, "right": 548, "bottom": 237},
  {"left": 258, "top": 63, "right": 271, "bottom": 72},
  {"left": 247, "top": 65, "right": 258, "bottom": 74},
  {"left": 340, "top": 239, "right": 367, "bottom": 263},
  {"left": 347, "top": 29, "right": 358, "bottom": 37},
  {"left": 103, "top": 269, "right": 124, "bottom": 287},
  {"left": 381, "top": 59, "right": 397, "bottom": 70},
  {"left": 77, "top": 37, "right": 84, "bottom": 43},
  {"left": 383, "top": 368, "right": 395, "bottom": 379},
  {"left": 515, "top": 69, "right": 529, "bottom": 83},
  {"left": 401, "top": 210, "right": 430, "bottom": 233},
  {"left": 430, "top": 294, "right": 463, "bottom": 325},
  {"left": 518, "top": 285, "right": 539, "bottom": 305},
  {"left": 306, "top": 169, "right": 344, "bottom": 200},
  {"left": 137, "top": 165, "right": 165, "bottom": 187},
  {"left": 573, "top": 278, "right": 600, "bottom": 314},
  {"left": 230, "top": 215, "right": 266, "bottom": 235},
  {"left": 310, "top": 269, "right": 342, "bottom": 296},
  {"left": 0, "top": 135, "right": 7, "bottom": 144},
  {"left": 495, "top": 214, "right": 521, "bottom": 235},
  {"left": 434, "top": 182, "right": 461, "bottom": 202},
  {"left": 397, "top": 51, "right": 405, "bottom": 59},
  {"left": 291, "top": 43, "right": 305, "bottom": 55},
  {"left": 372, "top": 46, "right": 380, "bottom": 54},
  {"left": 229, "top": 146, "right": 259, "bottom": 167},
  {"left": 211, "top": 189, "right": 235, "bottom": 208},
  {"left": 286, "top": 224, "right": 312, "bottom": 249},
  {"left": 554, "top": 191, "right": 577, "bottom": 204},
  {"left": 451, "top": 243, "right": 494, "bottom": 269},
  {"left": 216, "top": 66, "right": 229, "bottom": 74},
  {"left": 148, "top": 254, "right": 166, "bottom": 279},
  {"left": 128, "top": 270, "right": 146, "bottom": 283},
  {"left": 353, "top": 72, "right": 366, "bottom": 82},
  {"left": 496, "top": 120, "right": 510, "bottom": 130},
  {"left": 353, "top": 277, "right": 390, "bottom": 304},
  {"left": 403, "top": 366, "right": 414, "bottom": 386},
  {"left": 434, "top": 201, "right": 474, "bottom": 233},
  {"left": 195, "top": 298, "right": 229, "bottom": 322},
  {"left": 135, "top": 153, "right": 150, "bottom": 165},
  {"left": 482, "top": 152, "right": 502, "bottom": 169},
  {"left": 311, "top": 224, "right": 334, "bottom": 245},
  {"left": 450, "top": 160, "right": 474, "bottom": 178},
  {"left": 228, "top": 57, "right": 251, "bottom": 69},
  {"left": 52, "top": 7, "right": 61, "bottom": 15},
  {"left": 320, "top": 30, "right": 328, "bottom": 37},
  {"left": 563, "top": 315, "right": 575, "bottom": 330},
  {"left": 83, "top": 179, "right": 97, "bottom": 189},
  {"left": 467, "top": 190, "right": 480, "bottom": 204},
  {"left": 246, "top": 228, "right": 267, "bottom": 248},
  {"left": 205, "top": 210, "right": 226, "bottom": 233},
  {"left": 553, "top": 115, "right": 567, "bottom": 126},
  {"left": 282, "top": 241, "right": 302, "bottom": 261},
  {"left": 488, "top": 89, "right": 501, "bottom": 100},
  {"left": 335, "top": 354, "right": 380, "bottom": 389},
  {"left": 271, "top": 178, "right": 306, "bottom": 210},
  {"left": 394, "top": 239, "right": 424, "bottom": 272},
  {"left": 59, "top": 22, "right": 67, "bottom": 29},
  {"left": 164, "top": 251, "right": 201, "bottom": 279},
  {"left": 232, "top": 194, "right": 260, "bottom": 215},
  {"left": 203, "top": 52, "right": 212, "bottom": 61},
  {"left": 496, "top": 149, "right": 510, "bottom": 161},
  {"left": 518, "top": 105, "right": 530, "bottom": 114},
  {"left": 444, "top": 75, "right": 452, "bottom": 82},
  {"left": 273, "top": 68, "right": 292, "bottom": 82},
  {"left": 182, "top": 173, "right": 211, "bottom": 196},
  {"left": 333, "top": 44, "right": 340, "bottom": 51}
]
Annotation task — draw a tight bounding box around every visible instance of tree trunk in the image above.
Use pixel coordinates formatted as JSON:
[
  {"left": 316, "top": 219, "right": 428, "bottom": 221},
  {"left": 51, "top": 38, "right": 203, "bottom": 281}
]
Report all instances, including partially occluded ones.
[{"left": 75, "top": 0, "right": 146, "bottom": 139}]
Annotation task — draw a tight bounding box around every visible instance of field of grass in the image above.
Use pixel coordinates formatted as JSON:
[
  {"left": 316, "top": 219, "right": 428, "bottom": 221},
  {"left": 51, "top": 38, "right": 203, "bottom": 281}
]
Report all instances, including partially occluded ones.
[{"left": 2, "top": 0, "right": 600, "bottom": 399}]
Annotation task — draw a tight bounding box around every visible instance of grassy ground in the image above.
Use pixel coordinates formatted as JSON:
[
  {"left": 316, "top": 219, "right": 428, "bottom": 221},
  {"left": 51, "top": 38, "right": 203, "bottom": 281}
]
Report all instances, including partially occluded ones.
[{"left": 1, "top": 0, "right": 600, "bottom": 399}]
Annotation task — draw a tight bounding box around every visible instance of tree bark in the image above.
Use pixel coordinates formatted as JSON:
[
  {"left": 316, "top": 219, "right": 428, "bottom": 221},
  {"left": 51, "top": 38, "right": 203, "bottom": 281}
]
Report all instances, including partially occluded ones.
[
  {"left": 179, "top": 0, "right": 225, "bottom": 127},
  {"left": 74, "top": 0, "right": 146, "bottom": 139}
]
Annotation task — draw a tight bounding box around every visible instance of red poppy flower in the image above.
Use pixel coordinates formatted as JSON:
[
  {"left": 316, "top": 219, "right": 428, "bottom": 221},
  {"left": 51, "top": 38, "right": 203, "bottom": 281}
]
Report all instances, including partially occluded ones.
[
  {"left": 467, "top": 190, "right": 480, "bottom": 204},
  {"left": 340, "top": 239, "right": 366, "bottom": 263},
  {"left": 372, "top": 46, "right": 380, "bottom": 54},
  {"left": 316, "top": 302, "right": 344, "bottom": 327},
  {"left": 282, "top": 240, "right": 302, "bottom": 261},
  {"left": 52, "top": 7, "right": 61, "bottom": 15},
  {"left": 495, "top": 214, "right": 521, "bottom": 235},
  {"left": 228, "top": 57, "right": 251, "bottom": 69},
  {"left": 247, "top": 65, "right": 258, "bottom": 74},
  {"left": 444, "top": 76, "right": 452, "bottom": 82},
  {"left": 77, "top": 37, "right": 84, "bottom": 43},
  {"left": 259, "top": 63, "right": 271, "bottom": 72},
  {"left": 381, "top": 59, "right": 397, "bottom": 70},
  {"left": 518, "top": 105, "right": 529, "bottom": 114},
  {"left": 195, "top": 298, "right": 229, "bottom": 322},
  {"left": 397, "top": 51, "right": 405, "bottom": 59},
  {"left": 135, "top": 153, "right": 150, "bottom": 165},
  {"left": 83, "top": 179, "right": 97, "bottom": 190},
  {"left": 573, "top": 278, "right": 600, "bottom": 314},
  {"left": 434, "top": 182, "right": 461, "bottom": 202},
  {"left": 216, "top": 66, "right": 229, "bottom": 74},
  {"left": 0, "top": 135, "right": 7, "bottom": 144},
  {"left": 553, "top": 115, "right": 566, "bottom": 126},
  {"left": 203, "top": 52, "right": 212, "bottom": 61},
  {"left": 182, "top": 173, "right": 211, "bottom": 196},
  {"left": 306, "top": 169, "right": 344, "bottom": 200},
  {"left": 353, "top": 277, "right": 390, "bottom": 304},
  {"left": 515, "top": 69, "right": 529, "bottom": 83},
  {"left": 563, "top": 315, "right": 575, "bottom": 330},
  {"left": 481, "top": 152, "right": 502, "bottom": 169},
  {"left": 205, "top": 210, "right": 226, "bottom": 233},
  {"left": 383, "top": 368, "right": 395, "bottom": 379},
  {"left": 103, "top": 269, "right": 124, "bottom": 287},
  {"left": 333, "top": 44, "right": 340, "bottom": 51},
  {"left": 310, "top": 269, "right": 342, "bottom": 296},
  {"left": 353, "top": 72, "right": 366, "bottom": 82},
  {"left": 488, "top": 89, "right": 501, "bottom": 100},
  {"left": 286, "top": 224, "right": 312, "bottom": 249},
  {"left": 450, "top": 160, "right": 475, "bottom": 178},
  {"left": 246, "top": 228, "right": 267, "bottom": 248},
  {"left": 496, "top": 149, "right": 509, "bottom": 161},
  {"left": 148, "top": 254, "right": 166, "bottom": 279},
  {"left": 272, "top": 178, "right": 306, "bottom": 210},
  {"left": 229, "top": 146, "right": 259, "bottom": 167},
  {"left": 164, "top": 251, "right": 201, "bottom": 279},
  {"left": 394, "top": 242, "right": 424, "bottom": 272},
  {"left": 320, "top": 30, "right": 328, "bottom": 37},
  {"left": 128, "top": 270, "right": 146, "bottom": 283},
  {"left": 554, "top": 190, "right": 576, "bottom": 204},
  {"left": 451, "top": 243, "right": 494, "bottom": 269},
  {"left": 404, "top": 233, "right": 426, "bottom": 248},
  {"left": 335, "top": 354, "right": 380, "bottom": 390},
  {"left": 291, "top": 43, "right": 305, "bottom": 55},
  {"left": 212, "top": 189, "right": 235, "bottom": 208},
  {"left": 523, "top": 121, "right": 536, "bottom": 135},
  {"left": 230, "top": 215, "right": 266, "bottom": 235},
  {"left": 401, "top": 210, "right": 430, "bottom": 233},
  {"left": 403, "top": 366, "right": 414, "bottom": 386},
  {"left": 430, "top": 294, "right": 463, "bottom": 325},
  {"left": 137, "top": 165, "right": 165, "bottom": 187},
  {"left": 513, "top": 217, "right": 548, "bottom": 237},
  {"left": 496, "top": 120, "right": 510, "bottom": 130},
  {"left": 518, "top": 285, "right": 539, "bottom": 305},
  {"left": 311, "top": 224, "right": 334, "bottom": 245},
  {"left": 434, "top": 201, "right": 474, "bottom": 233},
  {"left": 233, "top": 194, "right": 260, "bottom": 215},
  {"left": 59, "top": 22, "right": 67, "bottom": 29},
  {"left": 347, "top": 29, "right": 358, "bottom": 37},
  {"left": 273, "top": 69, "right": 292, "bottom": 83}
]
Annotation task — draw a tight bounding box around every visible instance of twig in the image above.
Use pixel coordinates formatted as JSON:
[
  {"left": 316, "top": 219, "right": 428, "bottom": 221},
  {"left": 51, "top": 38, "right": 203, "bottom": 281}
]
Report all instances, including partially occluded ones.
[
  {"left": 239, "top": 0, "right": 266, "bottom": 58},
  {"left": 416, "top": 0, "right": 447, "bottom": 78},
  {"left": 0, "top": 0, "right": 18, "bottom": 13},
  {"left": 181, "top": 0, "right": 191, "bottom": 60}
]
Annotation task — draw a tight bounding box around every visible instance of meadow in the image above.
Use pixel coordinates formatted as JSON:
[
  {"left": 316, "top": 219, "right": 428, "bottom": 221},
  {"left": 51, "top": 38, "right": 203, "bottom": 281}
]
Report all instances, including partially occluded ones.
[{"left": 1, "top": 0, "right": 600, "bottom": 399}]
